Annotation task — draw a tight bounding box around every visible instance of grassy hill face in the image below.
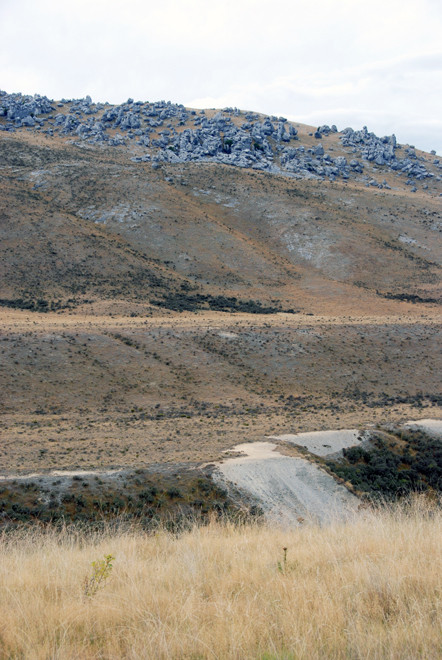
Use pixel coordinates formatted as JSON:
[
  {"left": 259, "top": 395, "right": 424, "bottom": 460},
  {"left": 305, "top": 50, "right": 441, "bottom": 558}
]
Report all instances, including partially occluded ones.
[
  {"left": 0, "top": 94, "right": 441, "bottom": 478},
  {"left": 1, "top": 94, "right": 441, "bottom": 311}
]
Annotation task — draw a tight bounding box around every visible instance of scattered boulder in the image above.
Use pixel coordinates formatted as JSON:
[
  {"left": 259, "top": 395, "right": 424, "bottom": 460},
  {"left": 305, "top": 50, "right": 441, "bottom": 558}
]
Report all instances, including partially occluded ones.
[{"left": 315, "top": 143, "right": 324, "bottom": 157}]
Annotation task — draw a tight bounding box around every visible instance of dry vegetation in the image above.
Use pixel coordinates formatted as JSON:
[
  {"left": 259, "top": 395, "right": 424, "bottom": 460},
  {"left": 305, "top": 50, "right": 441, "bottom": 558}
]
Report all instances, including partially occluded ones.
[
  {"left": 1, "top": 309, "right": 441, "bottom": 474},
  {"left": 0, "top": 498, "right": 440, "bottom": 659}
]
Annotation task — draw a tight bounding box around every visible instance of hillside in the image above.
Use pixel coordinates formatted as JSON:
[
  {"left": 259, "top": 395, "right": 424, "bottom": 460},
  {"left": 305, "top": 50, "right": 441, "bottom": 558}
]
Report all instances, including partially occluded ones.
[
  {"left": 1, "top": 91, "right": 441, "bottom": 312},
  {"left": 0, "top": 92, "right": 441, "bottom": 507}
]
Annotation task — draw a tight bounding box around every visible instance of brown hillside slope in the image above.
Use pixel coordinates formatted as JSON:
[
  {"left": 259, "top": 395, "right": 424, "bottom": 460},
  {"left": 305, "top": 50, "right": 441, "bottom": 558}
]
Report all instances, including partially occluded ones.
[
  {"left": 0, "top": 108, "right": 441, "bottom": 474},
  {"left": 1, "top": 124, "right": 440, "bottom": 313}
]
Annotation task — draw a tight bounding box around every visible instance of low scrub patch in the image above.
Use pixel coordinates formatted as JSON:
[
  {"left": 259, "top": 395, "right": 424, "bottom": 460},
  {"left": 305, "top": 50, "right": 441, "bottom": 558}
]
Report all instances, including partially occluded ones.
[{"left": 326, "top": 428, "right": 442, "bottom": 499}]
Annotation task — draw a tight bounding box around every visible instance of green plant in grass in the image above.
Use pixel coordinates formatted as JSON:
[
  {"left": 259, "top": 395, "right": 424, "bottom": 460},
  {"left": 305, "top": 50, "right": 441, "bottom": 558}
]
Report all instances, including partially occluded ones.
[
  {"left": 277, "top": 546, "right": 288, "bottom": 573},
  {"left": 84, "top": 554, "right": 115, "bottom": 598}
]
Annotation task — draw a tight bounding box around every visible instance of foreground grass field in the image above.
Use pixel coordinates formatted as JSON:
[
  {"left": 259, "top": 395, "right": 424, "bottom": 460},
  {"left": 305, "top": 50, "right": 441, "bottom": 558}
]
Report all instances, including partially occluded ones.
[{"left": 0, "top": 500, "right": 440, "bottom": 659}]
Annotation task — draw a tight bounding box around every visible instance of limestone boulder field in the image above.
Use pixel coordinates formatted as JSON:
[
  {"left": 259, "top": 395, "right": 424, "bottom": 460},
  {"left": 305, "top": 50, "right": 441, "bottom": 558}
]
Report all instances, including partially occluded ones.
[{"left": 1, "top": 90, "right": 440, "bottom": 191}]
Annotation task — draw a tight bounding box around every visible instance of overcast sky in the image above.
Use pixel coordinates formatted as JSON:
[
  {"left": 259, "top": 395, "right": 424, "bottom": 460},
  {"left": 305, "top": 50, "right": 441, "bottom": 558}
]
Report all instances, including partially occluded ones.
[{"left": 1, "top": 0, "right": 441, "bottom": 153}]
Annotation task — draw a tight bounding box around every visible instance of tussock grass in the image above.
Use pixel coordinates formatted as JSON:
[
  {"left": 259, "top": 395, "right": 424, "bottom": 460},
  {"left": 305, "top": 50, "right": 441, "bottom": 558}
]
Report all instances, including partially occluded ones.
[{"left": 0, "top": 498, "right": 441, "bottom": 659}]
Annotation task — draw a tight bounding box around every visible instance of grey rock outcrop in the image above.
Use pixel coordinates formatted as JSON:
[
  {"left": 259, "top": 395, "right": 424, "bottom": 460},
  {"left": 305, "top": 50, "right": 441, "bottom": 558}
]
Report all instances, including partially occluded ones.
[
  {"left": 341, "top": 126, "right": 430, "bottom": 179},
  {"left": 0, "top": 92, "right": 53, "bottom": 128},
  {"left": 0, "top": 90, "right": 435, "bottom": 189}
]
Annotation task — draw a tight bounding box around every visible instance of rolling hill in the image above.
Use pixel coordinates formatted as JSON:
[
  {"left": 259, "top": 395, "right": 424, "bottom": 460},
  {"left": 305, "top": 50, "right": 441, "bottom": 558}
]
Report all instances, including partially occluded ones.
[{"left": 0, "top": 91, "right": 440, "bottom": 484}]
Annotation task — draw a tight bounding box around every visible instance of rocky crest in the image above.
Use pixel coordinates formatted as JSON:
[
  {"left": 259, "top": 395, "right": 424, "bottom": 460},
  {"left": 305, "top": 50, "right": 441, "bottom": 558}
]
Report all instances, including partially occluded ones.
[{"left": 1, "top": 91, "right": 440, "bottom": 192}]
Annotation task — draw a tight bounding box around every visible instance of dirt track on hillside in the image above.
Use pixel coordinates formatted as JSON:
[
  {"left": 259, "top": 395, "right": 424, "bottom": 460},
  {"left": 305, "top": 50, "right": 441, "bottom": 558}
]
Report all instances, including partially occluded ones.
[{"left": 2, "top": 308, "right": 441, "bottom": 333}]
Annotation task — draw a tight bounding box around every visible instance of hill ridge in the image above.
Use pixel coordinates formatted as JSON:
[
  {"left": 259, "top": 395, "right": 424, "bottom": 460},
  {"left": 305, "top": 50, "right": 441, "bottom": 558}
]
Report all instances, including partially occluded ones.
[{"left": 1, "top": 90, "right": 441, "bottom": 193}]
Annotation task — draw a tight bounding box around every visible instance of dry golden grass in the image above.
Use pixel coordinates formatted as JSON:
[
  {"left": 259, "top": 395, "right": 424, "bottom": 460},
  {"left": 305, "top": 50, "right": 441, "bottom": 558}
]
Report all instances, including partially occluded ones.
[{"left": 0, "top": 499, "right": 440, "bottom": 659}]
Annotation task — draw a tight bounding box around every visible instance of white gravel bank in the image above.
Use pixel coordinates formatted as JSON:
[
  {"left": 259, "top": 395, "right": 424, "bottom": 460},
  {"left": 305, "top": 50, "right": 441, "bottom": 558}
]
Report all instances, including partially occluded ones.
[
  {"left": 268, "top": 429, "right": 364, "bottom": 457},
  {"left": 214, "top": 442, "right": 359, "bottom": 526},
  {"left": 404, "top": 418, "right": 442, "bottom": 438}
]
